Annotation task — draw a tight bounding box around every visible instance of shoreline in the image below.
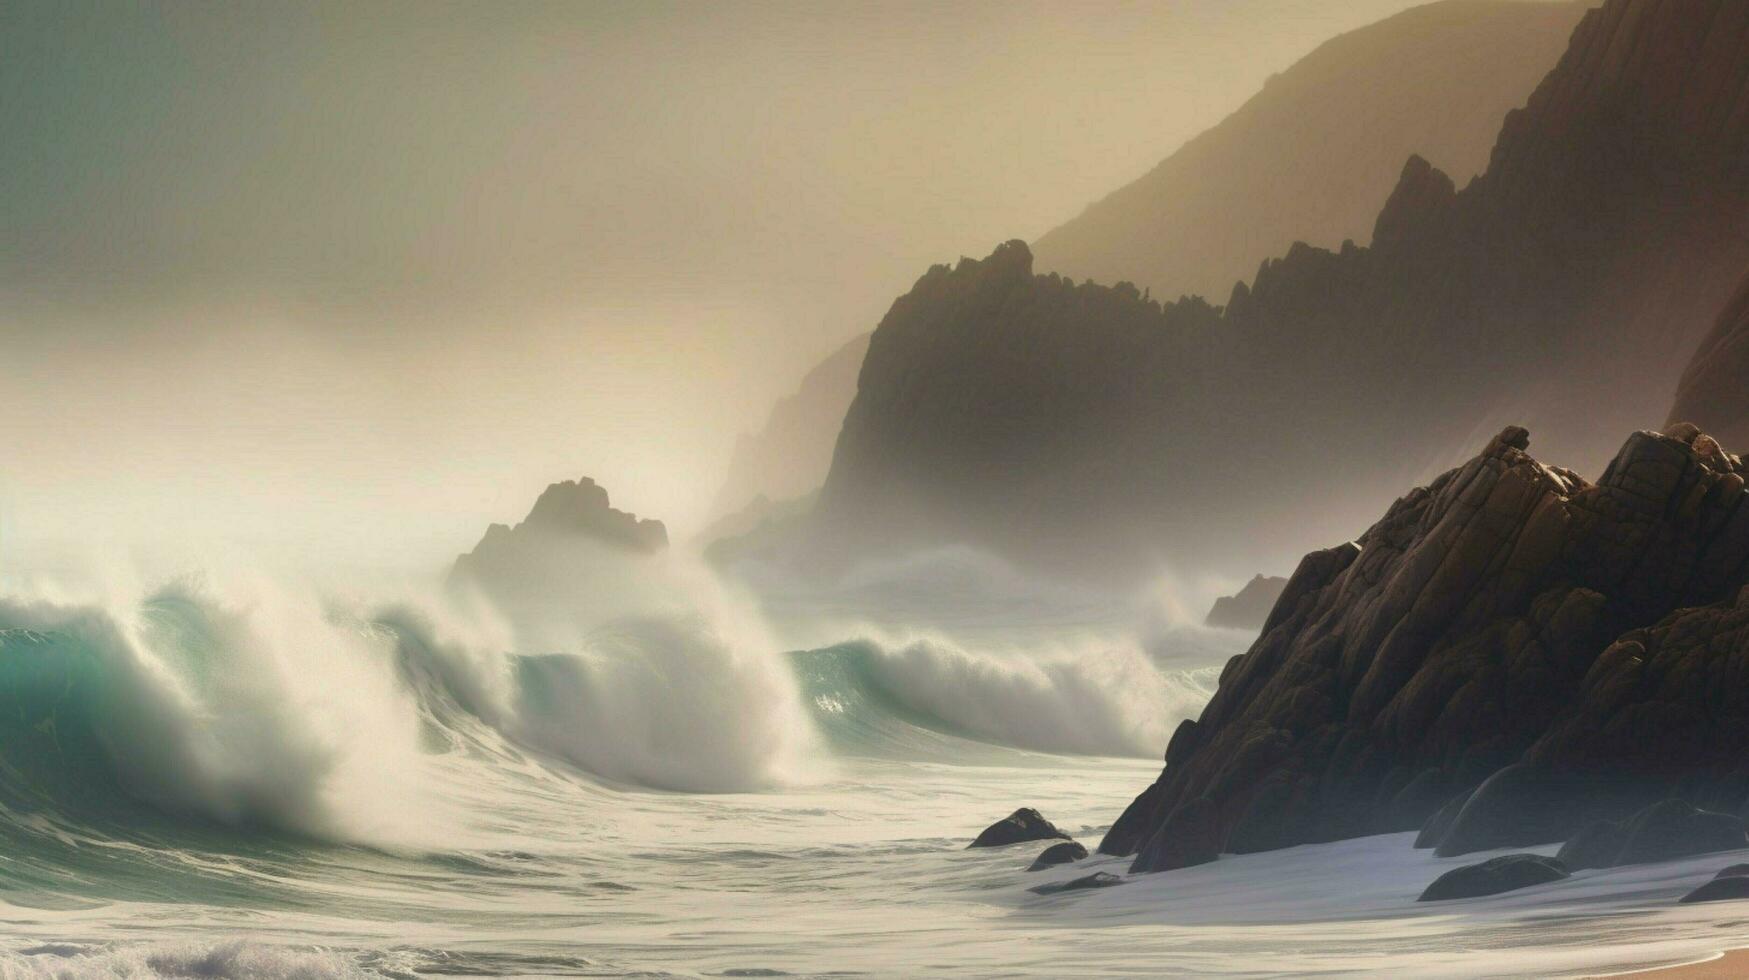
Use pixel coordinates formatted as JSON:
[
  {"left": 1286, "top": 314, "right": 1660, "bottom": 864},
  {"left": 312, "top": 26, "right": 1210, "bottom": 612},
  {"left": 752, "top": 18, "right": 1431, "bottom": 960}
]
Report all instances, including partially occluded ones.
[{"left": 1598, "top": 949, "right": 1748, "bottom": 978}]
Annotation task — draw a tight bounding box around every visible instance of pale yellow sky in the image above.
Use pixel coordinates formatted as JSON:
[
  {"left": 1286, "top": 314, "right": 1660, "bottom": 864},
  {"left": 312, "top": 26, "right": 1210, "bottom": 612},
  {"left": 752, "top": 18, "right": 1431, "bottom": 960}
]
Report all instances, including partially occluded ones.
[{"left": 0, "top": 1, "right": 1560, "bottom": 573}]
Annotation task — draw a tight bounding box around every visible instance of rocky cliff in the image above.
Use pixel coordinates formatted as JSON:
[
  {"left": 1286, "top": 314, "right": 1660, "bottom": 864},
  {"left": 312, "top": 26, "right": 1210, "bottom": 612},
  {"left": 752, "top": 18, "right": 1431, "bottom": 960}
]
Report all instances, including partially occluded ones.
[
  {"left": 1670, "top": 270, "right": 1749, "bottom": 452},
  {"left": 709, "top": 333, "right": 870, "bottom": 521},
  {"left": 1033, "top": 0, "right": 1586, "bottom": 301},
  {"left": 1104, "top": 424, "right": 1749, "bottom": 871},
  {"left": 817, "top": 0, "right": 1749, "bottom": 579}
]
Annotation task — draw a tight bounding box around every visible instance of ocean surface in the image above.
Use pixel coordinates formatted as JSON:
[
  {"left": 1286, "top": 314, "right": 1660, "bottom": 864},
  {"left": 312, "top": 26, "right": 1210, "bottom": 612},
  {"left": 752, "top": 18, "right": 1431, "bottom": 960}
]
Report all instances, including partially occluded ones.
[{"left": 0, "top": 553, "right": 1745, "bottom": 979}]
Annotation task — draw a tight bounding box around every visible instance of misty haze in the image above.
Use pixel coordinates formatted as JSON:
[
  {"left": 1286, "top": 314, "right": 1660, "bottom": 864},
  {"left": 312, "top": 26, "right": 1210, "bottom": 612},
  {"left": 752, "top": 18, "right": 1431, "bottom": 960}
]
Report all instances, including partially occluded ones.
[{"left": 4, "top": 1, "right": 1749, "bottom": 977}]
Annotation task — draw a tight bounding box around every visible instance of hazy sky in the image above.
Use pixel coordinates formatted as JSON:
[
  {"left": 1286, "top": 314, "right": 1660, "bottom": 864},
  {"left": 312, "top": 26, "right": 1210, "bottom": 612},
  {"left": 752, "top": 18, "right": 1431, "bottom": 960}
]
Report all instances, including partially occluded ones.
[{"left": 0, "top": 0, "right": 1501, "bottom": 573}]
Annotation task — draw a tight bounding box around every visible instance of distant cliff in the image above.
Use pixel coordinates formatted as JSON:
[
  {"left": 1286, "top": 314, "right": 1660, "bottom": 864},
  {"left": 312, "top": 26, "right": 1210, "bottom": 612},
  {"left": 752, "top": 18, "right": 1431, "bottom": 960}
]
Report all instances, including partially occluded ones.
[
  {"left": 816, "top": 0, "right": 1749, "bottom": 579},
  {"left": 1206, "top": 576, "right": 1288, "bottom": 631},
  {"left": 1032, "top": 0, "right": 1586, "bottom": 300},
  {"left": 1671, "top": 270, "right": 1749, "bottom": 452},
  {"left": 710, "top": 333, "right": 870, "bottom": 520}
]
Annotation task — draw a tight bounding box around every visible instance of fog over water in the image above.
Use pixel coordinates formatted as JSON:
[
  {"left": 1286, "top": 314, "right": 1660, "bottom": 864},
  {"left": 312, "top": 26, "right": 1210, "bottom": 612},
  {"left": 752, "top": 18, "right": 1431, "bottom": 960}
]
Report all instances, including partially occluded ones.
[{"left": 3, "top": 0, "right": 1458, "bottom": 570}]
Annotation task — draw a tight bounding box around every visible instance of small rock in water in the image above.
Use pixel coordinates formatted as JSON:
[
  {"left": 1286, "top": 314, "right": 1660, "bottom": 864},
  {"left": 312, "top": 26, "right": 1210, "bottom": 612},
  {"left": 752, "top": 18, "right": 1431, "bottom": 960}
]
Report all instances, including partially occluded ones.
[
  {"left": 1027, "top": 841, "right": 1088, "bottom": 871},
  {"left": 1418, "top": 854, "right": 1569, "bottom": 902},
  {"left": 1680, "top": 877, "right": 1749, "bottom": 904},
  {"left": 1028, "top": 872, "right": 1124, "bottom": 896},
  {"left": 969, "top": 808, "right": 1071, "bottom": 849}
]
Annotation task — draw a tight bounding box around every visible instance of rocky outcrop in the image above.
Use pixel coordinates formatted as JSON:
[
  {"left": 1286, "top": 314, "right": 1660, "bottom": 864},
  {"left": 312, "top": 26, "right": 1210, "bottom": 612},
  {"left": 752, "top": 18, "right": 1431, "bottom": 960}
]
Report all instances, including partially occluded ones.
[
  {"left": 1418, "top": 854, "right": 1569, "bottom": 902},
  {"left": 1027, "top": 841, "right": 1088, "bottom": 871},
  {"left": 969, "top": 808, "right": 1070, "bottom": 849},
  {"left": 1670, "top": 270, "right": 1749, "bottom": 455},
  {"left": 1680, "top": 876, "right": 1749, "bottom": 904},
  {"left": 1206, "top": 576, "right": 1289, "bottom": 631},
  {"left": 816, "top": 0, "right": 1749, "bottom": 581},
  {"left": 1102, "top": 424, "right": 1749, "bottom": 869},
  {"left": 1033, "top": 0, "right": 1585, "bottom": 302},
  {"left": 450, "top": 478, "right": 667, "bottom": 594}
]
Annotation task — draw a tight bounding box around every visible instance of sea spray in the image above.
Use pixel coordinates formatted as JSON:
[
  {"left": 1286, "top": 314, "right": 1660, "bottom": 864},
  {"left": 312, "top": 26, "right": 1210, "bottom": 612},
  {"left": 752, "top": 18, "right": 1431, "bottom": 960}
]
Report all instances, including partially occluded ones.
[
  {"left": 0, "top": 579, "right": 443, "bottom": 848},
  {"left": 793, "top": 630, "right": 1220, "bottom": 759}
]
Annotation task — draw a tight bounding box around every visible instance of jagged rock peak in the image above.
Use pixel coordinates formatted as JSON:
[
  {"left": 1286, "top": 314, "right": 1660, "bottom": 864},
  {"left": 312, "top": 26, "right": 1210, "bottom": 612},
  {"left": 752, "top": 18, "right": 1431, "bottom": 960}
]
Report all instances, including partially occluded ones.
[
  {"left": 1105, "top": 424, "right": 1749, "bottom": 871},
  {"left": 517, "top": 477, "right": 668, "bottom": 552},
  {"left": 1371, "top": 154, "right": 1457, "bottom": 250}
]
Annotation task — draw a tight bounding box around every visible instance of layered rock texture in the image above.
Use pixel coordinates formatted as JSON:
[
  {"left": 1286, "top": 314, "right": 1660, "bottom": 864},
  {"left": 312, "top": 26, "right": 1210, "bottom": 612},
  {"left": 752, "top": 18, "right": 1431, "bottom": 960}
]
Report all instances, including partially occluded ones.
[
  {"left": 1206, "top": 576, "right": 1290, "bottom": 631},
  {"left": 1671, "top": 270, "right": 1749, "bottom": 452},
  {"left": 1101, "top": 425, "right": 1749, "bottom": 872},
  {"left": 451, "top": 477, "right": 667, "bottom": 592},
  {"left": 1033, "top": 0, "right": 1585, "bottom": 301},
  {"left": 817, "top": 0, "right": 1749, "bottom": 579}
]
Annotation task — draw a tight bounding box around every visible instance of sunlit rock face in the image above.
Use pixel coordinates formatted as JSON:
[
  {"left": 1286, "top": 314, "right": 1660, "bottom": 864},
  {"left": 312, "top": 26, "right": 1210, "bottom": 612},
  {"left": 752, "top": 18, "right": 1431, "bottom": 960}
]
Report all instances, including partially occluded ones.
[
  {"left": 1104, "top": 424, "right": 1749, "bottom": 872},
  {"left": 815, "top": 0, "right": 1749, "bottom": 582}
]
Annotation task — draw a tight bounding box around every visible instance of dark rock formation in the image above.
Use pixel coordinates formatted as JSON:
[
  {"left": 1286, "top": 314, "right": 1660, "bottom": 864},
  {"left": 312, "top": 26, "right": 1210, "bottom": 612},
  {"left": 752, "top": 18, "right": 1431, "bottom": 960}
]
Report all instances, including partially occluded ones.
[
  {"left": 450, "top": 478, "right": 668, "bottom": 600},
  {"left": 1205, "top": 576, "right": 1289, "bottom": 631},
  {"left": 1680, "top": 877, "right": 1749, "bottom": 904},
  {"left": 1027, "top": 841, "right": 1088, "bottom": 871},
  {"left": 1028, "top": 872, "right": 1125, "bottom": 896},
  {"left": 1102, "top": 425, "right": 1749, "bottom": 866},
  {"left": 1033, "top": 1, "right": 1585, "bottom": 303},
  {"left": 1714, "top": 864, "right": 1749, "bottom": 879},
  {"left": 1434, "top": 765, "right": 1588, "bottom": 858},
  {"left": 969, "top": 808, "right": 1070, "bottom": 849},
  {"left": 1671, "top": 271, "right": 1749, "bottom": 478},
  {"left": 1555, "top": 820, "right": 1630, "bottom": 872},
  {"left": 1418, "top": 854, "right": 1569, "bottom": 902},
  {"left": 1613, "top": 801, "right": 1746, "bottom": 867},
  {"left": 1131, "top": 796, "right": 1223, "bottom": 874},
  {"left": 816, "top": 0, "right": 1749, "bottom": 580}
]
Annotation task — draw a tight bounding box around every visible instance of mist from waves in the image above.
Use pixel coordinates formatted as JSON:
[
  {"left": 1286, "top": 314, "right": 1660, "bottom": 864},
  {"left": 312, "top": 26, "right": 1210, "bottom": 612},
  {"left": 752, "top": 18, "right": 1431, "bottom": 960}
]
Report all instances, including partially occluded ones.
[{"left": 0, "top": 541, "right": 1239, "bottom": 852}]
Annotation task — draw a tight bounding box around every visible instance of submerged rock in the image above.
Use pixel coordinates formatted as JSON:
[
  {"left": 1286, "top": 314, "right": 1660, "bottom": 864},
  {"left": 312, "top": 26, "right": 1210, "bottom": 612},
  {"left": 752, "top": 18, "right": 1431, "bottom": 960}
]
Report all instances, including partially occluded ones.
[
  {"left": 1614, "top": 800, "right": 1746, "bottom": 867},
  {"left": 1555, "top": 819, "right": 1630, "bottom": 871},
  {"left": 1435, "top": 765, "right": 1583, "bottom": 858},
  {"left": 1413, "top": 790, "right": 1472, "bottom": 850},
  {"left": 1679, "top": 876, "right": 1749, "bottom": 904},
  {"left": 1027, "top": 841, "right": 1088, "bottom": 871},
  {"left": 1028, "top": 872, "right": 1125, "bottom": 896},
  {"left": 1418, "top": 854, "right": 1569, "bottom": 902},
  {"left": 969, "top": 808, "right": 1070, "bottom": 849}
]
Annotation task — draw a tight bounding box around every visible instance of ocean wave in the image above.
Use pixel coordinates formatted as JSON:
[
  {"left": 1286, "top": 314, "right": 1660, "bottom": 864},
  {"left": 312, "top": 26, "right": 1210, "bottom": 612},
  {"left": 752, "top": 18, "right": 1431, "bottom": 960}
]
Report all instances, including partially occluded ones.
[
  {"left": 0, "top": 583, "right": 435, "bottom": 846},
  {"left": 374, "top": 607, "right": 815, "bottom": 793},
  {"left": 793, "top": 633, "right": 1220, "bottom": 759},
  {"left": 0, "top": 568, "right": 818, "bottom": 854}
]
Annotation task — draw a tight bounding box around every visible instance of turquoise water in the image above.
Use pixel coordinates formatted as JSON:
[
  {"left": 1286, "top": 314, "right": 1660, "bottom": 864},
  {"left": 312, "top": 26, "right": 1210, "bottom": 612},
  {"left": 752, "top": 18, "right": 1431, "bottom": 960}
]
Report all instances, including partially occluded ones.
[{"left": 0, "top": 576, "right": 1744, "bottom": 978}]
